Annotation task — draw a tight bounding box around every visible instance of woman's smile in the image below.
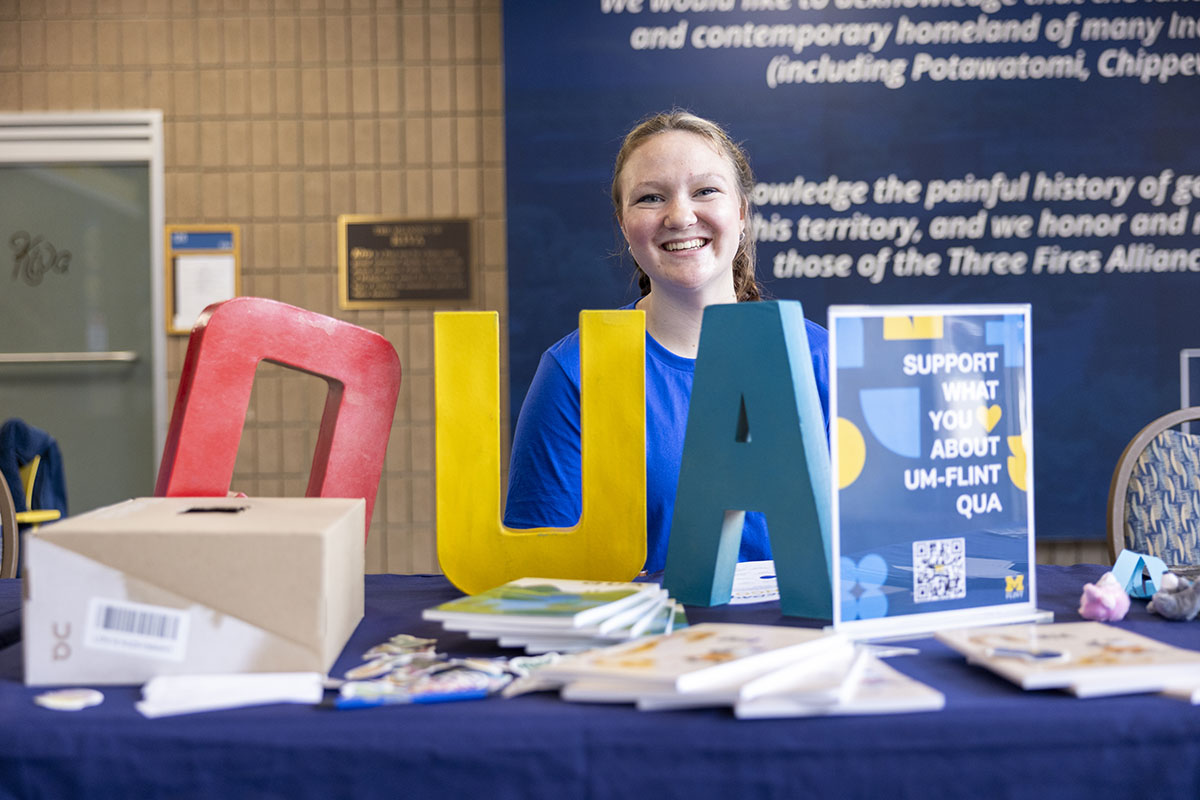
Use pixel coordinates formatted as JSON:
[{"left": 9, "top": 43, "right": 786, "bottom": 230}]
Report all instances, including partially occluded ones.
[{"left": 662, "top": 237, "right": 709, "bottom": 252}]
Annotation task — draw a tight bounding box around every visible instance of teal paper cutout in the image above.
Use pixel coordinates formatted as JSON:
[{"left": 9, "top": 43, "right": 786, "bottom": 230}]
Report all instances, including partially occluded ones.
[
  {"left": 662, "top": 301, "right": 833, "bottom": 619},
  {"left": 1111, "top": 549, "right": 1169, "bottom": 599}
]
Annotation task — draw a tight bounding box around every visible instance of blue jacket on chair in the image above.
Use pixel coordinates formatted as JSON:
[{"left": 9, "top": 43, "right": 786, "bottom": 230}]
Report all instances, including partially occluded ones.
[{"left": 0, "top": 418, "right": 68, "bottom": 524}]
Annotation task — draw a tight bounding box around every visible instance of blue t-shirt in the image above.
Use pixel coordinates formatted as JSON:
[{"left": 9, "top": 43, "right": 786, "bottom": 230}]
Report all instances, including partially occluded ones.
[{"left": 504, "top": 303, "right": 830, "bottom": 573}]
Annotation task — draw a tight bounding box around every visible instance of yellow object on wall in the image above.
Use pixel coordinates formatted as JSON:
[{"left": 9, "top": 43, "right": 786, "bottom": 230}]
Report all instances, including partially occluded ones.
[{"left": 434, "top": 310, "right": 646, "bottom": 594}]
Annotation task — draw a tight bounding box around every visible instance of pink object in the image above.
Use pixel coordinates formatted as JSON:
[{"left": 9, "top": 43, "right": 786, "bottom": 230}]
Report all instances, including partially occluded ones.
[
  {"left": 1078, "top": 572, "right": 1132, "bottom": 621},
  {"left": 155, "top": 297, "right": 401, "bottom": 538}
]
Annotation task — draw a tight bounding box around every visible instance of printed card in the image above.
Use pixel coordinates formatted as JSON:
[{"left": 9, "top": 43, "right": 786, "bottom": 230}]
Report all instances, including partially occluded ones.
[{"left": 829, "top": 304, "right": 1042, "bottom": 637}]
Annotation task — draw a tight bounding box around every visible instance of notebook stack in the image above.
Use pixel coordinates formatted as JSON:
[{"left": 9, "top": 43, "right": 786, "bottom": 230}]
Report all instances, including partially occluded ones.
[
  {"left": 422, "top": 577, "right": 686, "bottom": 654},
  {"left": 936, "top": 620, "right": 1200, "bottom": 698},
  {"left": 538, "top": 622, "right": 945, "bottom": 718}
]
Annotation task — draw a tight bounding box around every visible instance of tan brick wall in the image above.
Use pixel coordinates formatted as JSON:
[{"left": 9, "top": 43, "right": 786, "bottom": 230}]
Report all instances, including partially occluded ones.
[{"left": 1, "top": 0, "right": 508, "bottom": 574}]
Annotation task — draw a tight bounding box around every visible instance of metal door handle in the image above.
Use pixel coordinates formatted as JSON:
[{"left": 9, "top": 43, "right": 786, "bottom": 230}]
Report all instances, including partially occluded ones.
[{"left": 0, "top": 350, "right": 138, "bottom": 364}]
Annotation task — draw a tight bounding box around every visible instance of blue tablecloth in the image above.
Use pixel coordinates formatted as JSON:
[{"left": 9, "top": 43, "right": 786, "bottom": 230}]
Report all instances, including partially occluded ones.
[{"left": 0, "top": 565, "right": 1197, "bottom": 799}]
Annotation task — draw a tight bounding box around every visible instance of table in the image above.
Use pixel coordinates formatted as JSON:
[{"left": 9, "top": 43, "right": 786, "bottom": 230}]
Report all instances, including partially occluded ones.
[{"left": 0, "top": 565, "right": 1198, "bottom": 799}]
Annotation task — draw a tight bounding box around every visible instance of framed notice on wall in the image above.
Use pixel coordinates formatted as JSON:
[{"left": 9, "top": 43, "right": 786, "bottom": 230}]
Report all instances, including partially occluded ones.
[
  {"left": 337, "top": 216, "right": 471, "bottom": 309},
  {"left": 165, "top": 225, "right": 240, "bottom": 335}
]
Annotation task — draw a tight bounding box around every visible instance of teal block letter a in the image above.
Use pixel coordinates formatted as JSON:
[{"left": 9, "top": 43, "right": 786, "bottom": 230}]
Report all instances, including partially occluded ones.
[{"left": 662, "top": 301, "right": 833, "bottom": 619}]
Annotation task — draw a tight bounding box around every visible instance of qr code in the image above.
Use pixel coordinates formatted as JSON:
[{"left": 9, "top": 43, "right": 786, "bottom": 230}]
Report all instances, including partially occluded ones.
[{"left": 913, "top": 537, "right": 966, "bottom": 603}]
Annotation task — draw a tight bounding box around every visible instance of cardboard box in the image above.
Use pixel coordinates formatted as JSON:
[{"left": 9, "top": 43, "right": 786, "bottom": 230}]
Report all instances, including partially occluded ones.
[{"left": 23, "top": 497, "right": 364, "bottom": 687}]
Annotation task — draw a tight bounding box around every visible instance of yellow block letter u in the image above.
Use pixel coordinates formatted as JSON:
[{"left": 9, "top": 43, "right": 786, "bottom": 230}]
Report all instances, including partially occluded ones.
[{"left": 434, "top": 310, "right": 646, "bottom": 594}]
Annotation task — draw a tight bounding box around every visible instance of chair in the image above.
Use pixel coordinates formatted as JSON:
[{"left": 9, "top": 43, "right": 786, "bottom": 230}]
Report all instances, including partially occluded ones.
[
  {"left": 154, "top": 297, "right": 401, "bottom": 537},
  {"left": 15, "top": 456, "right": 62, "bottom": 529},
  {"left": 1107, "top": 406, "right": 1200, "bottom": 578},
  {"left": 0, "top": 448, "right": 62, "bottom": 579},
  {"left": 0, "top": 470, "right": 17, "bottom": 579},
  {"left": 0, "top": 418, "right": 68, "bottom": 577}
]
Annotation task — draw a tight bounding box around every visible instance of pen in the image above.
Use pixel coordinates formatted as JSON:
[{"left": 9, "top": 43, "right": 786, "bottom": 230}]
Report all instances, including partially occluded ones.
[{"left": 334, "top": 688, "right": 491, "bottom": 709}]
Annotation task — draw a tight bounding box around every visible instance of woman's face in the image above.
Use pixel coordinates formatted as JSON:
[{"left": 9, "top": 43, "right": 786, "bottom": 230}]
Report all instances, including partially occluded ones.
[{"left": 618, "top": 130, "right": 745, "bottom": 301}]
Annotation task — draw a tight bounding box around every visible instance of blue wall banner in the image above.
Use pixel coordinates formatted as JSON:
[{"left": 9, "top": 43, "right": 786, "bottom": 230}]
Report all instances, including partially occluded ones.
[{"left": 503, "top": 0, "right": 1200, "bottom": 541}]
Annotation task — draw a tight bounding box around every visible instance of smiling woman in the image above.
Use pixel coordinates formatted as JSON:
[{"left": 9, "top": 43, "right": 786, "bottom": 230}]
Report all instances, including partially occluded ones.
[{"left": 503, "top": 110, "right": 831, "bottom": 574}]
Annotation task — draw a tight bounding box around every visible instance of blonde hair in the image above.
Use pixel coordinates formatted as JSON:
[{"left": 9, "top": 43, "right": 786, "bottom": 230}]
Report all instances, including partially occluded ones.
[{"left": 611, "top": 110, "right": 761, "bottom": 302}]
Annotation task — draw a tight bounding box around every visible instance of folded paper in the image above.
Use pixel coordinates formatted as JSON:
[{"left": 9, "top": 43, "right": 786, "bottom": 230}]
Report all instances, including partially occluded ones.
[
  {"left": 137, "top": 672, "right": 325, "bottom": 718},
  {"left": 1111, "top": 548, "right": 1169, "bottom": 599}
]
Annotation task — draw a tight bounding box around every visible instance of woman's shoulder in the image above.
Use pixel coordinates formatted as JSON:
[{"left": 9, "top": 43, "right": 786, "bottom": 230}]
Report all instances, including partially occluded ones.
[
  {"left": 531, "top": 330, "right": 576, "bottom": 388},
  {"left": 804, "top": 317, "right": 829, "bottom": 350}
]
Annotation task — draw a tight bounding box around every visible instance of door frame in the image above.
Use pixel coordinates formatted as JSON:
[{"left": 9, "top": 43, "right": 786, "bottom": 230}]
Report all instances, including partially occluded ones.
[{"left": 0, "top": 110, "right": 167, "bottom": 470}]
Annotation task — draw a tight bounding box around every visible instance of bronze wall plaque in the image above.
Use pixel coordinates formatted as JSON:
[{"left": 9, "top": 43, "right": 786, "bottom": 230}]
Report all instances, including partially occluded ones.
[{"left": 338, "top": 216, "right": 471, "bottom": 308}]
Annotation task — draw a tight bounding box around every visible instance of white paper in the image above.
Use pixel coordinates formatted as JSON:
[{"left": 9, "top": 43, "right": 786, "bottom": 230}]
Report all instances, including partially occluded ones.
[
  {"left": 730, "top": 560, "right": 780, "bottom": 605},
  {"left": 173, "top": 253, "right": 235, "bottom": 330},
  {"left": 137, "top": 672, "right": 324, "bottom": 718}
]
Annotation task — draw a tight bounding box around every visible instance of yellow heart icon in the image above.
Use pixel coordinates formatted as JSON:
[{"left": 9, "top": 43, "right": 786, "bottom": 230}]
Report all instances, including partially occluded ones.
[{"left": 977, "top": 405, "right": 1002, "bottom": 432}]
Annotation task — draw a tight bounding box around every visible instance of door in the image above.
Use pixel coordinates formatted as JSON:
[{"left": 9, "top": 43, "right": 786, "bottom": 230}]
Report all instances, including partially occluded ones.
[{"left": 0, "top": 113, "right": 166, "bottom": 516}]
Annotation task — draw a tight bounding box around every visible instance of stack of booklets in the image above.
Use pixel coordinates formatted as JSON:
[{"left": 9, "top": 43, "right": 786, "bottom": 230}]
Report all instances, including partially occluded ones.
[
  {"left": 936, "top": 620, "right": 1200, "bottom": 698},
  {"left": 538, "top": 622, "right": 944, "bottom": 718},
  {"left": 422, "top": 577, "right": 685, "bottom": 654}
]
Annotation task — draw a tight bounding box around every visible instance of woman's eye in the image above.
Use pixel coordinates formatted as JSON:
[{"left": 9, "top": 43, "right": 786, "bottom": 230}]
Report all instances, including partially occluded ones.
[
  {"left": 696, "top": 187, "right": 719, "bottom": 197},
  {"left": 636, "top": 194, "right": 663, "bottom": 204}
]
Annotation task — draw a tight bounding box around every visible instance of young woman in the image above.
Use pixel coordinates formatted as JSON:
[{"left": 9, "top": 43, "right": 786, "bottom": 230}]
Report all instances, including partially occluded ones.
[{"left": 504, "top": 110, "right": 830, "bottom": 573}]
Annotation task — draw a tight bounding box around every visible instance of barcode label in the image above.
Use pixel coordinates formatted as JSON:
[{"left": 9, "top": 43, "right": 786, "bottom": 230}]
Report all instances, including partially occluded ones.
[
  {"left": 98, "top": 604, "right": 181, "bottom": 639},
  {"left": 85, "top": 598, "right": 189, "bottom": 661}
]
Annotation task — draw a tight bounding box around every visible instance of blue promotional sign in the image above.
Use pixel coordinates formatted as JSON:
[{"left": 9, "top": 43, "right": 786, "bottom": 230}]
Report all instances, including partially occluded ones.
[
  {"left": 504, "top": 2, "right": 1200, "bottom": 544},
  {"left": 830, "top": 304, "right": 1043, "bottom": 637}
]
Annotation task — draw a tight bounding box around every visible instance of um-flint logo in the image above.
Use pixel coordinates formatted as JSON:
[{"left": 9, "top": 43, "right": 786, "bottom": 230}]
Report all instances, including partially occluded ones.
[{"left": 1005, "top": 575, "right": 1025, "bottom": 600}]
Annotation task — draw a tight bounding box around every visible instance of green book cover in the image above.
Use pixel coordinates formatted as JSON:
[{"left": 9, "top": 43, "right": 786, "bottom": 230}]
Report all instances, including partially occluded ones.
[{"left": 423, "top": 577, "right": 661, "bottom": 629}]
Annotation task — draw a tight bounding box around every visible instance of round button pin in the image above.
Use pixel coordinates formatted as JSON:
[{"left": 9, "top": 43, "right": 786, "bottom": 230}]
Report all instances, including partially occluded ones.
[{"left": 34, "top": 688, "right": 105, "bottom": 711}]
